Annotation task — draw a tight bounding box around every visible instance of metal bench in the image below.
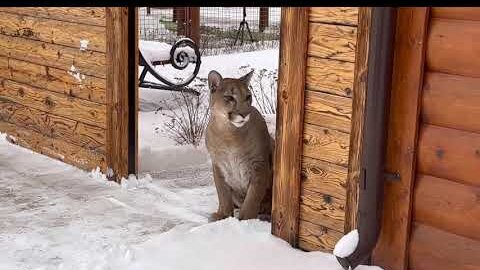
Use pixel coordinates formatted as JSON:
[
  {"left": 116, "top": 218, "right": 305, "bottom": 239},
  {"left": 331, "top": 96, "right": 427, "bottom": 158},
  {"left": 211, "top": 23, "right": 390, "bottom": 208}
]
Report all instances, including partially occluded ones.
[{"left": 138, "top": 38, "right": 201, "bottom": 96}]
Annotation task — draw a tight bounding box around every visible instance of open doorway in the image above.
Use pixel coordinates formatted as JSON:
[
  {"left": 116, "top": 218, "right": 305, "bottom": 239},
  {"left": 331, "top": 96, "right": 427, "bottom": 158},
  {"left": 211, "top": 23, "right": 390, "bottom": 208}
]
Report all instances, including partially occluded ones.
[{"left": 136, "top": 7, "right": 281, "bottom": 223}]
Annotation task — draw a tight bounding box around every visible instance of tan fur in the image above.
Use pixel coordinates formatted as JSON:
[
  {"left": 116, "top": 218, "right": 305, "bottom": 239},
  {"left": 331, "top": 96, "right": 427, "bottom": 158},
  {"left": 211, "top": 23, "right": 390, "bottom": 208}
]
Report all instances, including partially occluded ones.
[{"left": 205, "top": 70, "right": 274, "bottom": 221}]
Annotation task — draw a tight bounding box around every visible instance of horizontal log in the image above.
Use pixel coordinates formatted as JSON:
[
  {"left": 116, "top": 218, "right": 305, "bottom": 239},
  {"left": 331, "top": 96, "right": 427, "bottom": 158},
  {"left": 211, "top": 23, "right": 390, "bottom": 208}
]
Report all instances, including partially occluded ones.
[
  {"left": 302, "top": 124, "right": 350, "bottom": 166},
  {"left": 309, "top": 7, "right": 358, "bottom": 26},
  {"left": 409, "top": 222, "right": 480, "bottom": 270},
  {"left": 414, "top": 174, "right": 480, "bottom": 242},
  {"left": 304, "top": 90, "right": 352, "bottom": 132},
  {"left": 417, "top": 124, "right": 480, "bottom": 187},
  {"left": 0, "top": 34, "right": 106, "bottom": 78},
  {"left": 0, "top": 121, "right": 106, "bottom": 171},
  {"left": 422, "top": 72, "right": 480, "bottom": 134},
  {"left": 0, "top": 100, "right": 105, "bottom": 153},
  {"left": 300, "top": 189, "right": 345, "bottom": 231},
  {"left": 0, "top": 79, "right": 106, "bottom": 128},
  {"left": 306, "top": 57, "right": 355, "bottom": 98},
  {"left": 431, "top": 7, "right": 480, "bottom": 21},
  {"left": 0, "top": 11, "right": 106, "bottom": 52},
  {"left": 301, "top": 156, "right": 347, "bottom": 200},
  {"left": 6, "top": 58, "right": 106, "bottom": 104},
  {"left": 298, "top": 219, "right": 343, "bottom": 252},
  {"left": 308, "top": 23, "right": 357, "bottom": 63},
  {"left": 0, "top": 7, "right": 106, "bottom": 26},
  {"left": 426, "top": 18, "right": 480, "bottom": 78}
]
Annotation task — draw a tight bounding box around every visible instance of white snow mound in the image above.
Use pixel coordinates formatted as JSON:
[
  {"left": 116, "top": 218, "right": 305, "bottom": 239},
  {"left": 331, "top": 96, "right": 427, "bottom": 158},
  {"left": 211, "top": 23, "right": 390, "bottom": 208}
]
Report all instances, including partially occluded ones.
[
  {"left": 123, "top": 219, "right": 380, "bottom": 270},
  {"left": 333, "top": 229, "right": 359, "bottom": 258}
]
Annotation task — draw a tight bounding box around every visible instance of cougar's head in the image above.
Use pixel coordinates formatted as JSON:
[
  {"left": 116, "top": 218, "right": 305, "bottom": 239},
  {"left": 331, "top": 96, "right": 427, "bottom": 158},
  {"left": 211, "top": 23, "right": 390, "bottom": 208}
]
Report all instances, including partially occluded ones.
[{"left": 208, "top": 70, "right": 254, "bottom": 128}]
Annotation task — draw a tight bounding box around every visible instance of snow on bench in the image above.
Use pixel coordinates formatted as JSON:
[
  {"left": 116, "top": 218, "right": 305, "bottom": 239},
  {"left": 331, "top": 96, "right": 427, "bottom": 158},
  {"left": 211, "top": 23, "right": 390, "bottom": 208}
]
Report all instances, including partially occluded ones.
[{"left": 139, "top": 39, "right": 197, "bottom": 65}]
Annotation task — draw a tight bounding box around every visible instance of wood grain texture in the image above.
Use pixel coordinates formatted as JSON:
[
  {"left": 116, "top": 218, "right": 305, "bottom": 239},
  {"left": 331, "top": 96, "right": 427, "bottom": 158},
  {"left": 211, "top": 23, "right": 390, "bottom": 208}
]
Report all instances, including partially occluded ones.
[
  {"left": 5, "top": 58, "right": 106, "bottom": 104},
  {"left": 297, "top": 219, "right": 343, "bottom": 252},
  {"left": 426, "top": 18, "right": 480, "bottom": 78},
  {"left": 422, "top": 72, "right": 480, "bottom": 134},
  {"left": 344, "top": 7, "right": 371, "bottom": 233},
  {"left": 299, "top": 189, "right": 345, "bottom": 231},
  {"left": 417, "top": 124, "right": 480, "bottom": 187},
  {"left": 431, "top": 7, "right": 480, "bottom": 21},
  {"left": 304, "top": 90, "right": 352, "bottom": 132},
  {"left": 0, "top": 35, "right": 106, "bottom": 78},
  {"left": 0, "top": 55, "right": 9, "bottom": 78},
  {"left": 302, "top": 124, "right": 350, "bottom": 166},
  {"left": 0, "top": 79, "right": 106, "bottom": 128},
  {"left": 301, "top": 157, "right": 347, "bottom": 200},
  {"left": 308, "top": 23, "right": 357, "bottom": 62},
  {"left": 413, "top": 174, "right": 480, "bottom": 242},
  {"left": 372, "top": 8, "right": 430, "bottom": 270},
  {"left": 0, "top": 121, "right": 106, "bottom": 171},
  {"left": 271, "top": 7, "right": 309, "bottom": 246},
  {"left": 309, "top": 7, "right": 358, "bottom": 26},
  {"left": 409, "top": 222, "right": 480, "bottom": 270},
  {"left": 0, "top": 7, "right": 106, "bottom": 26},
  {"left": 305, "top": 56, "right": 354, "bottom": 97},
  {"left": 105, "top": 7, "right": 133, "bottom": 180},
  {"left": 0, "top": 11, "right": 106, "bottom": 52},
  {"left": 0, "top": 100, "right": 105, "bottom": 153}
]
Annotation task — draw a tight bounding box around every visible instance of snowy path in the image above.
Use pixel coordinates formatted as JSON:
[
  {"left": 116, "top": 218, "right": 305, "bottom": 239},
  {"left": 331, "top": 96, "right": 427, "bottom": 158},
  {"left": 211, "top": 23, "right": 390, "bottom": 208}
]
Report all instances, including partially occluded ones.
[
  {"left": 0, "top": 134, "right": 217, "bottom": 270},
  {"left": 0, "top": 135, "right": 382, "bottom": 270}
]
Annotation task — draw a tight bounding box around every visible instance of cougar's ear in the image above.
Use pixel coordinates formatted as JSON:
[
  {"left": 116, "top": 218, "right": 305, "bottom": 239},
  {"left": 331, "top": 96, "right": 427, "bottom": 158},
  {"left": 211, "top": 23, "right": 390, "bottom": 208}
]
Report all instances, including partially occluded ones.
[
  {"left": 208, "top": 70, "right": 223, "bottom": 93},
  {"left": 240, "top": 69, "right": 254, "bottom": 85}
]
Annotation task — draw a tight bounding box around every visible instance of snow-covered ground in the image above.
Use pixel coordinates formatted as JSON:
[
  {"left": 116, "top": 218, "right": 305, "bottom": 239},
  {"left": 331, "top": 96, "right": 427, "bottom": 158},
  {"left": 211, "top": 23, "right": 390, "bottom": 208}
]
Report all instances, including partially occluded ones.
[{"left": 0, "top": 48, "right": 382, "bottom": 269}]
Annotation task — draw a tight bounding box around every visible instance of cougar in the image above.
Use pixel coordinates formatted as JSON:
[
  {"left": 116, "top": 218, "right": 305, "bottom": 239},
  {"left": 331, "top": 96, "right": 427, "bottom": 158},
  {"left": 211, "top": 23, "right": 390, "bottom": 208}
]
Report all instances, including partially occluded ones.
[{"left": 205, "top": 70, "right": 274, "bottom": 221}]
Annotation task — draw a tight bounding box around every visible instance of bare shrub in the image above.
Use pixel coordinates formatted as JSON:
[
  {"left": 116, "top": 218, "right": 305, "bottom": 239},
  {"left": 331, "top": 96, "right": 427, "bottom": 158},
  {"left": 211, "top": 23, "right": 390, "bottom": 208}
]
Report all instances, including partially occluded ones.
[
  {"left": 158, "top": 84, "right": 210, "bottom": 147},
  {"left": 240, "top": 67, "right": 277, "bottom": 115}
]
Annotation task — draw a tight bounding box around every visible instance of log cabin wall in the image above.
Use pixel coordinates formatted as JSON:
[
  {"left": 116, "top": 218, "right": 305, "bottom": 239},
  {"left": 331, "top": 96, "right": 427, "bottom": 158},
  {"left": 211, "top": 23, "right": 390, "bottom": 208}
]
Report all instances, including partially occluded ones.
[
  {"left": 0, "top": 8, "right": 108, "bottom": 171},
  {"left": 0, "top": 7, "right": 135, "bottom": 180},
  {"left": 373, "top": 7, "right": 480, "bottom": 270},
  {"left": 297, "top": 7, "right": 360, "bottom": 252}
]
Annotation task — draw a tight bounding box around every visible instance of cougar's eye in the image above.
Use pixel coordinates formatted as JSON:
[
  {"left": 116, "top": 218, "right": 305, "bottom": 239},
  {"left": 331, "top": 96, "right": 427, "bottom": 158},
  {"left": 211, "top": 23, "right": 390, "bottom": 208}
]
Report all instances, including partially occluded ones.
[{"left": 223, "top": 96, "right": 234, "bottom": 103}]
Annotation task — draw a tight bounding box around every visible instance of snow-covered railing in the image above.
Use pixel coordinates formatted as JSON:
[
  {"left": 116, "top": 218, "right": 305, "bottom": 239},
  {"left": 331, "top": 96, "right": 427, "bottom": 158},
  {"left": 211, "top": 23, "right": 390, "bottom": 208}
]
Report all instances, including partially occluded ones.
[{"left": 138, "top": 38, "right": 201, "bottom": 95}]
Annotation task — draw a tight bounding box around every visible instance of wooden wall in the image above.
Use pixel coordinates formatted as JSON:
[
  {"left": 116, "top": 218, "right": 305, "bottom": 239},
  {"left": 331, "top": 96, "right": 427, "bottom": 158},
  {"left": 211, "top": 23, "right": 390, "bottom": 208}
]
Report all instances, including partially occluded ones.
[
  {"left": 373, "top": 7, "right": 480, "bottom": 270},
  {"left": 0, "top": 7, "right": 136, "bottom": 180},
  {"left": 297, "top": 7, "right": 360, "bottom": 252},
  {"left": 0, "top": 8, "right": 107, "bottom": 171}
]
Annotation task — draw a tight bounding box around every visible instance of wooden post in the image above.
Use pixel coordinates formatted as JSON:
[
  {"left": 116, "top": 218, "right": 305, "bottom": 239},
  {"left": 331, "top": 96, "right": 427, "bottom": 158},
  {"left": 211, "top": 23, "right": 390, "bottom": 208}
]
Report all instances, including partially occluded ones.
[
  {"left": 176, "top": 7, "right": 186, "bottom": 36},
  {"left": 259, "top": 7, "right": 269, "bottom": 32},
  {"left": 187, "top": 7, "right": 200, "bottom": 44},
  {"left": 372, "top": 7, "right": 430, "bottom": 270},
  {"left": 147, "top": 7, "right": 151, "bottom": 15},
  {"left": 105, "top": 7, "right": 138, "bottom": 181},
  {"left": 271, "top": 7, "right": 309, "bottom": 247},
  {"left": 344, "top": 7, "right": 371, "bottom": 233}
]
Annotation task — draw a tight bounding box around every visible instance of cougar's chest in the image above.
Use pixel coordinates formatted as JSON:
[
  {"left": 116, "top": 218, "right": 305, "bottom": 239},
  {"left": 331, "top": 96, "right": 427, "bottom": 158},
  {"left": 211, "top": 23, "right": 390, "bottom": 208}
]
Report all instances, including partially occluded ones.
[{"left": 217, "top": 148, "right": 252, "bottom": 193}]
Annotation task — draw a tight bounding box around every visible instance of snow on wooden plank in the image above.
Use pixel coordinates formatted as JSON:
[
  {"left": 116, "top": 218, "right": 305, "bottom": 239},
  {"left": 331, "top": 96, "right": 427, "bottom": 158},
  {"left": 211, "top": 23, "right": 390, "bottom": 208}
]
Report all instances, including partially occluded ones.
[{"left": 0, "top": 35, "right": 106, "bottom": 78}]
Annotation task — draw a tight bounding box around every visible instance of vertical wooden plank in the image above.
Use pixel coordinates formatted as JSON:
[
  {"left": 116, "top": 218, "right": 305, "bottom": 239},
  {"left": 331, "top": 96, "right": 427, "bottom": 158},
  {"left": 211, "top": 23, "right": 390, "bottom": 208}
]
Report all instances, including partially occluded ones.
[
  {"left": 188, "top": 7, "right": 200, "bottom": 44},
  {"left": 259, "top": 7, "right": 269, "bottom": 32},
  {"left": 344, "top": 7, "right": 371, "bottom": 233},
  {"left": 105, "top": 7, "right": 132, "bottom": 181},
  {"left": 372, "top": 8, "right": 430, "bottom": 270},
  {"left": 130, "top": 7, "right": 139, "bottom": 175},
  {"left": 271, "top": 7, "right": 309, "bottom": 246}
]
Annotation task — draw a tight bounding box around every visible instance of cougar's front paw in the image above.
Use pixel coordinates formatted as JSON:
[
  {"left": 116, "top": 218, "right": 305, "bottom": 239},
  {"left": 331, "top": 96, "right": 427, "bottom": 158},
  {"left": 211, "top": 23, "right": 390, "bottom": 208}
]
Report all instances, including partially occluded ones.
[{"left": 209, "top": 212, "right": 229, "bottom": 222}]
